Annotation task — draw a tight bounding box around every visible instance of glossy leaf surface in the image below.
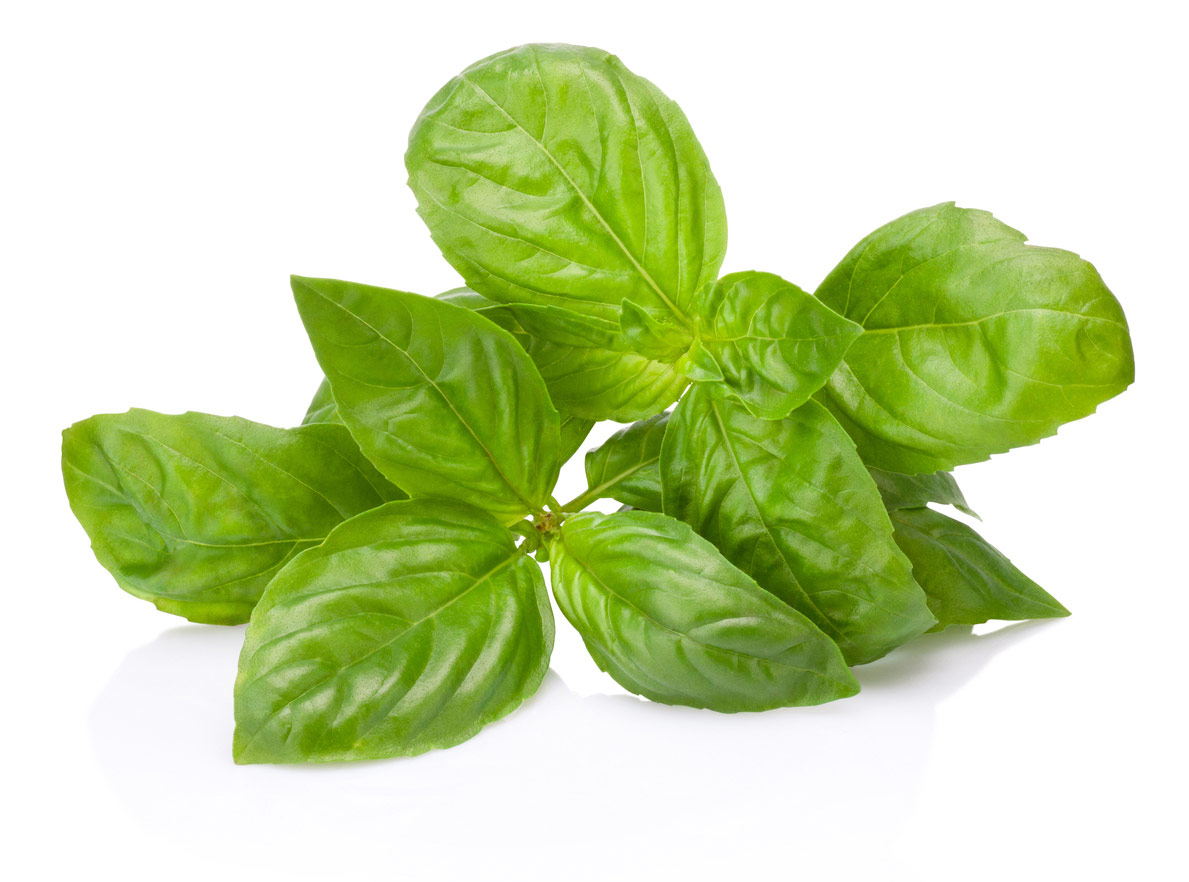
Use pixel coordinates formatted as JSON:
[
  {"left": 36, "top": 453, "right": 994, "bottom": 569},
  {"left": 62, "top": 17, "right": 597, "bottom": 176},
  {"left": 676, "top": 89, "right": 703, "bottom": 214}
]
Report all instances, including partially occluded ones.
[
  {"left": 816, "top": 203, "right": 1134, "bottom": 472},
  {"left": 890, "top": 506, "right": 1068, "bottom": 630},
  {"left": 868, "top": 466, "right": 977, "bottom": 518},
  {"left": 406, "top": 43, "right": 726, "bottom": 334},
  {"left": 582, "top": 411, "right": 668, "bottom": 509},
  {"left": 440, "top": 286, "right": 687, "bottom": 422},
  {"left": 293, "top": 276, "right": 562, "bottom": 524},
  {"left": 692, "top": 272, "right": 861, "bottom": 420},
  {"left": 550, "top": 510, "right": 859, "bottom": 711},
  {"left": 62, "top": 409, "right": 404, "bottom": 624},
  {"left": 234, "top": 500, "right": 553, "bottom": 763},
  {"left": 661, "top": 387, "right": 934, "bottom": 664},
  {"left": 558, "top": 412, "right": 595, "bottom": 462}
]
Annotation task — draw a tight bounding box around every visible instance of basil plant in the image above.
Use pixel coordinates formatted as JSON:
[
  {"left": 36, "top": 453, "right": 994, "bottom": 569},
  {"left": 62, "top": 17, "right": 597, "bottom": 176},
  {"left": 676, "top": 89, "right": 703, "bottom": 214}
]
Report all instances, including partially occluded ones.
[{"left": 62, "top": 44, "right": 1133, "bottom": 764}]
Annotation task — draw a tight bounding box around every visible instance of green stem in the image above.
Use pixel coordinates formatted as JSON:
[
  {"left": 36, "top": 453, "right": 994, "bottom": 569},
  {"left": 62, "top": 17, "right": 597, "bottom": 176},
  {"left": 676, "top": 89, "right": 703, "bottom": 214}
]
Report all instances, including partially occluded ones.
[{"left": 560, "top": 486, "right": 602, "bottom": 513}]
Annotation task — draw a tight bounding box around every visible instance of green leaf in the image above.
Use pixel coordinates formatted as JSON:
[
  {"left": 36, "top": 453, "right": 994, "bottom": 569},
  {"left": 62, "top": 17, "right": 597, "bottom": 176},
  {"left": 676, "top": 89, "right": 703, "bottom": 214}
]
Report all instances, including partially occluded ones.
[
  {"left": 661, "top": 387, "right": 935, "bottom": 664},
  {"left": 582, "top": 411, "right": 668, "bottom": 509},
  {"left": 406, "top": 43, "right": 726, "bottom": 334},
  {"left": 526, "top": 336, "right": 688, "bottom": 421},
  {"left": 292, "top": 276, "right": 562, "bottom": 525},
  {"left": 549, "top": 509, "right": 859, "bottom": 711},
  {"left": 302, "top": 377, "right": 343, "bottom": 426},
  {"left": 509, "top": 303, "right": 625, "bottom": 350},
  {"left": 558, "top": 412, "right": 596, "bottom": 462},
  {"left": 61, "top": 409, "right": 405, "bottom": 624},
  {"left": 620, "top": 300, "right": 693, "bottom": 362},
  {"left": 234, "top": 499, "right": 553, "bottom": 763},
  {"left": 439, "top": 286, "right": 687, "bottom": 422},
  {"left": 889, "top": 506, "right": 1069, "bottom": 630},
  {"left": 816, "top": 203, "right": 1135, "bottom": 473},
  {"left": 693, "top": 272, "right": 862, "bottom": 420},
  {"left": 868, "top": 466, "right": 978, "bottom": 518}
]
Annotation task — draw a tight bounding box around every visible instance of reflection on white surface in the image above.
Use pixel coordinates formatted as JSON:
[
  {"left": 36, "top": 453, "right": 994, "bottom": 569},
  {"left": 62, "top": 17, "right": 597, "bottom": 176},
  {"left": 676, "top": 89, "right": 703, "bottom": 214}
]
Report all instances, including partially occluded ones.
[{"left": 89, "top": 621, "right": 1053, "bottom": 878}]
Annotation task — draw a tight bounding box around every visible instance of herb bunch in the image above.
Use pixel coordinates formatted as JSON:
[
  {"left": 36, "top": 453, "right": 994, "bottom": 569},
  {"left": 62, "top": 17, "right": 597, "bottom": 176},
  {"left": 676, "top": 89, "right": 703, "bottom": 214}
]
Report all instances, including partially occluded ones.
[{"left": 62, "top": 44, "right": 1134, "bottom": 764}]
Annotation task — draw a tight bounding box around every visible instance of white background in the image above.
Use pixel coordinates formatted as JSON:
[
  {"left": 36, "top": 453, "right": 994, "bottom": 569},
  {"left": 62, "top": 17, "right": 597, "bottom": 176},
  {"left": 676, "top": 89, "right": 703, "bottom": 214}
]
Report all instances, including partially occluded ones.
[{"left": 3, "top": 1, "right": 1186, "bottom": 878}]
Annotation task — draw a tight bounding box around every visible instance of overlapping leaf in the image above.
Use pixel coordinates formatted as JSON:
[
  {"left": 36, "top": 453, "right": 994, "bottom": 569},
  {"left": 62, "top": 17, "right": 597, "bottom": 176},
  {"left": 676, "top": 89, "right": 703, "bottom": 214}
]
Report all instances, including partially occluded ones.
[
  {"left": 234, "top": 500, "right": 553, "bottom": 763},
  {"left": 816, "top": 203, "right": 1135, "bottom": 473},
  {"left": 661, "top": 387, "right": 934, "bottom": 664},
  {"left": 61, "top": 409, "right": 404, "bottom": 624},
  {"left": 550, "top": 509, "right": 858, "bottom": 711},
  {"left": 293, "top": 276, "right": 562, "bottom": 524},
  {"left": 581, "top": 411, "right": 668, "bottom": 509}
]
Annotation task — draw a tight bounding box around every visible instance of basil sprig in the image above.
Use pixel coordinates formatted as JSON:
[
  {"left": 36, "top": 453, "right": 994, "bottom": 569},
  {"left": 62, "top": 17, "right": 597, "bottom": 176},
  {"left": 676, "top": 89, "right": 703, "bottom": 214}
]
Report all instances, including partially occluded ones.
[{"left": 63, "top": 43, "right": 1133, "bottom": 764}]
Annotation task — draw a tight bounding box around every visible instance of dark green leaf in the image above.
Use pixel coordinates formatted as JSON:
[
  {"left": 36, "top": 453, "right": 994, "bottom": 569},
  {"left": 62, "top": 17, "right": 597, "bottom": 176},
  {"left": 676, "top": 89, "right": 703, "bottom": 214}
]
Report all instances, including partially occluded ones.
[
  {"left": 692, "top": 272, "right": 862, "bottom": 420},
  {"left": 234, "top": 499, "right": 553, "bottom": 763},
  {"left": 61, "top": 409, "right": 404, "bottom": 624},
  {"left": 406, "top": 43, "right": 726, "bottom": 334},
  {"left": 868, "top": 466, "right": 978, "bottom": 518},
  {"left": 550, "top": 509, "right": 859, "bottom": 711},
  {"left": 816, "top": 203, "right": 1135, "bottom": 472},
  {"left": 889, "top": 506, "right": 1069, "bottom": 630},
  {"left": 302, "top": 377, "right": 343, "bottom": 426},
  {"left": 292, "top": 276, "right": 562, "bottom": 524},
  {"left": 582, "top": 411, "right": 668, "bottom": 509},
  {"left": 661, "top": 387, "right": 935, "bottom": 664}
]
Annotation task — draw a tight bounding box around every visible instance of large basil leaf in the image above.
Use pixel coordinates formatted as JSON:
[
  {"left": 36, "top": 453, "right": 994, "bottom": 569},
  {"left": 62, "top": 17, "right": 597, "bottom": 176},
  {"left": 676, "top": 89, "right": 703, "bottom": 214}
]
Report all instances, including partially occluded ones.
[
  {"left": 234, "top": 499, "right": 553, "bottom": 763},
  {"left": 661, "top": 387, "right": 935, "bottom": 664},
  {"left": 889, "top": 506, "right": 1068, "bottom": 630},
  {"left": 549, "top": 509, "right": 858, "bottom": 711},
  {"left": 582, "top": 411, "right": 668, "bottom": 509},
  {"left": 406, "top": 43, "right": 726, "bottom": 336},
  {"left": 61, "top": 409, "right": 404, "bottom": 624},
  {"left": 815, "top": 203, "right": 1135, "bottom": 473},
  {"left": 440, "top": 286, "right": 687, "bottom": 422},
  {"left": 302, "top": 377, "right": 343, "bottom": 426},
  {"left": 687, "top": 272, "right": 862, "bottom": 420},
  {"left": 868, "top": 466, "right": 977, "bottom": 518},
  {"left": 292, "top": 276, "right": 562, "bottom": 524}
]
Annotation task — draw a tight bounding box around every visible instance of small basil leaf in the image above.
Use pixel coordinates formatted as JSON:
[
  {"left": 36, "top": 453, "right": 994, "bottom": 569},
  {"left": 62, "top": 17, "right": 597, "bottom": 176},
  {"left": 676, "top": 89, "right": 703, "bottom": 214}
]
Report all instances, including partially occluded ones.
[
  {"left": 301, "top": 377, "right": 343, "bottom": 426},
  {"left": 582, "top": 411, "right": 669, "bottom": 509},
  {"left": 889, "top": 506, "right": 1069, "bottom": 630},
  {"left": 550, "top": 509, "right": 859, "bottom": 711},
  {"left": 509, "top": 303, "right": 625, "bottom": 350},
  {"left": 558, "top": 412, "right": 596, "bottom": 463},
  {"left": 406, "top": 43, "right": 725, "bottom": 330},
  {"left": 816, "top": 203, "right": 1135, "bottom": 473},
  {"left": 661, "top": 387, "right": 935, "bottom": 664},
  {"left": 440, "top": 286, "right": 688, "bottom": 422},
  {"left": 62, "top": 410, "right": 405, "bottom": 624},
  {"left": 677, "top": 337, "right": 725, "bottom": 382},
  {"left": 694, "top": 272, "right": 862, "bottom": 420},
  {"left": 292, "top": 276, "right": 562, "bottom": 524},
  {"left": 527, "top": 337, "right": 688, "bottom": 421},
  {"left": 620, "top": 300, "right": 693, "bottom": 362},
  {"left": 868, "top": 467, "right": 978, "bottom": 519},
  {"left": 234, "top": 499, "right": 553, "bottom": 764}
]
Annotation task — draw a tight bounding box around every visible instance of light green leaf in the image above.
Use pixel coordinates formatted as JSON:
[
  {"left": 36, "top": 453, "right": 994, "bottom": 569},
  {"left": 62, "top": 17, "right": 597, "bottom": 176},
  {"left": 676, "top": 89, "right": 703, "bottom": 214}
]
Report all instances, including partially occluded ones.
[
  {"left": 582, "top": 411, "right": 668, "bottom": 509},
  {"left": 620, "top": 299, "right": 693, "bottom": 362},
  {"left": 292, "top": 276, "right": 562, "bottom": 525},
  {"left": 509, "top": 303, "right": 624, "bottom": 350},
  {"left": 693, "top": 272, "right": 862, "bottom": 420},
  {"left": 550, "top": 509, "right": 858, "bottom": 711},
  {"left": 440, "top": 286, "right": 687, "bottom": 422},
  {"left": 661, "top": 387, "right": 935, "bottom": 664},
  {"left": 868, "top": 466, "right": 978, "bottom": 518},
  {"left": 816, "top": 203, "right": 1135, "bottom": 472},
  {"left": 889, "top": 506, "right": 1069, "bottom": 630},
  {"left": 61, "top": 409, "right": 405, "bottom": 624},
  {"left": 406, "top": 43, "right": 726, "bottom": 333},
  {"left": 302, "top": 377, "right": 343, "bottom": 426},
  {"left": 558, "top": 412, "right": 596, "bottom": 463},
  {"left": 234, "top": 500, "right": 553, "bottom": 763}
]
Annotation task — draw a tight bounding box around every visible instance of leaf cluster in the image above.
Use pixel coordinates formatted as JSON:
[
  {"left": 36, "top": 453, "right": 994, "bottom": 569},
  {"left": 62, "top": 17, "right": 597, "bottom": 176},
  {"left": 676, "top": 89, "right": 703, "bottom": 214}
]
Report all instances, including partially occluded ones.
[{"left": 63, "top": 43, "right": 1132, "bottom": 764}]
